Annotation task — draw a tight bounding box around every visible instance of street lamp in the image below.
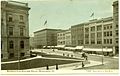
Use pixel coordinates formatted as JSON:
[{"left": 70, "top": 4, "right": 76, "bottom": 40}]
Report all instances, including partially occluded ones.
[{"left": 101, "top": 45, "right": 104, "bottom": 65}]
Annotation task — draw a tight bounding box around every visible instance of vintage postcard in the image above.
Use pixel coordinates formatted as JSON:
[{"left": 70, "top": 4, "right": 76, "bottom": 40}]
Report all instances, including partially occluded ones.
[{"left": 1, "top": 0, "right": 119, "bottom": 75}]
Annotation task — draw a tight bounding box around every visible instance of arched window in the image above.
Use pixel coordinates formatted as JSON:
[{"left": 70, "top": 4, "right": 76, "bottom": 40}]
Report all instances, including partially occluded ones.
[
  {"left": 20, "top": 41, "right": 24, "bottom": 49},
  {"left": 9, "top": 40, "right": 14, "bottom": 49}
]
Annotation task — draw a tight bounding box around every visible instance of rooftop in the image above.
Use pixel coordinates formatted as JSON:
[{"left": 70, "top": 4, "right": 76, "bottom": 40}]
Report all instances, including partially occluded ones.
[{"left": 34, "top": 28, "right": 63, "bottom": 33}]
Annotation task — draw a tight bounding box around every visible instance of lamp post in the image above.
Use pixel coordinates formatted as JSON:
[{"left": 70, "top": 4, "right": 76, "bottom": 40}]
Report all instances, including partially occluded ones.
[{"left": 101, "top": 45, "right": 104, "bottom": 65}]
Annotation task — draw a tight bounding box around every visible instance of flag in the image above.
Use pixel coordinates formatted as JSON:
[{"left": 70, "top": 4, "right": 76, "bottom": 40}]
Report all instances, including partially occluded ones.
[
  {"left": 44, "top": 20, "right": 47, "bottom": 25},
  {"left": 90, "top": 13, "right": 94, "bottom": 17}
]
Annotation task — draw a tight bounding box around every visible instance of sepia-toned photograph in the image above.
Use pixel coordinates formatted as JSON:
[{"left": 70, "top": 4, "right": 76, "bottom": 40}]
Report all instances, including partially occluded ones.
[{"left": 1, "top": 0, "right": 119, "bottom": 75}]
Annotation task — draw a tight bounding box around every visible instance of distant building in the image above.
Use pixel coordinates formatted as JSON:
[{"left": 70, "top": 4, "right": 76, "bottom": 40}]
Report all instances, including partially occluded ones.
[
  {"left": 84, "top": 17, "right": 113, "bottom": 49},
  {"left": 34, "top": 29, "right": 62, "bottom": 48},
  {"left": 57, "top": 30, "right": 66, "bottom": 46},
  {"left": 1, "top": 1, "right": 30, "bottom": 59},
  {"left": 57, "top": 29, "right": 71, "bottom": 46},
  {"left": 113, "top": 1, "right": 119, "bottom": 54},
  {"left": 29, "top": 36, "right": 35, "bottom": 49},
  {"left": 71, "top": 17, "right": 117, "bottom": 54},
  {"left": 71, "top": 24, "right": 84, "bottom": 46},
  {"left": 65, "top": 29, "right": 72, "bottom": 46}
]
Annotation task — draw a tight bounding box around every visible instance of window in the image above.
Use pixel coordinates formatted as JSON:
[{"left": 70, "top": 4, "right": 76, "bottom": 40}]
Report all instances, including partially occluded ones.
[
  {"left": 91, "top": 33, "right": 95, "bottom": 38},
  {"left": 110, "top": 39, "right": 112, "bottom": 44},
  {"left": 91, "top": 26, "right": 95, "bottom": 31},
  {"left": 9, "top": 53, "right": 14, "bottom": 58},
  {"left": 107, "top": 39, "right": 109, "bottom": 44},
  {"left": 97, "top": 39, "right": 102, "bottom": 44},
  {"left": 104, "top": 32, "right": 106, "bottom": 37},
  {"left": 9, "top": 41, "right": 14, "bottom": 49},
  {"left": 116, "top": 30, "right": 118, "bottom": 36},
  {"left": 97, "top": 32, "right": 102, "bottom": 37},
  {"left": 85, "top": 39, "right": 89, "bottom": 44},
  {"left": 1, "top": 41, "right": 2, "bottom": 50},
  {"left": 97, "top": 25, "right": 102, "bottom": 31},
  {"left": 110, "top": 25, "right": 112, "bottom": 29},
  {"left": 116, "top": 24, "right": 118, "bottom": 28},
  {"left": 85, "top": 28, "right": 89, "bottom": 33},
  {"left": 20, "top": 28, "right": 24, "bottom": 36},
  {"left": 20, "top": 41, "right": 24, "bottom": 49},
  {"left": 107, "top": 26, "right": 109, "bottom": 29},
  {"left": 85, "top": 34, "right": 89, "bottom": 38},
  {"left": 8, "top": 16, "right": 13, "bottom": 22},
  {"left": 104, "top": 39, "right": 106, "bottom": 44},
  {"left": 9, "top": 27, "right": 13, "bottom": 35},
  {"left": 104, "top": 26, "right": 106, "bottom": 30},
  {"left": 91, "top": 40, "right": 95, "bottom": 44},
  {"left": 20, "top": 15, "right": 24, "bottom": 20},
  {"left": 116, "top": 38, "right": 118, "bottom": 43},
  {"left": 20, "top": 53, "right": 25, "bottom": 57},
  {"left": 110, "top": 31, "right": 112, "bottom": 36},
  {"left": 1, "top": 54, "right": 3, "bottom": 58},
  {"left": 107, "top": 32, "right": 109, "bottom": 36}
]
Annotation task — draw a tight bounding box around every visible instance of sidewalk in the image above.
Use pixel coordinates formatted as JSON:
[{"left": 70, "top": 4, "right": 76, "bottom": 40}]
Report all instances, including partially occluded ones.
[{"left": 25, "top": 60, "right": 104, "bottom": 70}]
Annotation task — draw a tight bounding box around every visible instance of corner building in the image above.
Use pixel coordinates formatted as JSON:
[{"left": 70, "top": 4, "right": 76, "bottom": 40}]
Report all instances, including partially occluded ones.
[
  {"left": 113, "top": 1, "right": 119, "bottom": 54},
  {"left": 1, "top": 1, "right": 30, "bottom": 59}
]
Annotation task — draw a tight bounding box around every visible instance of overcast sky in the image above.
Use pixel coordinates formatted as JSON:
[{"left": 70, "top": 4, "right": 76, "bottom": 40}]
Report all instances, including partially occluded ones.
[{"left": 11, "top": 0, "right": 117, "bottom": 36}]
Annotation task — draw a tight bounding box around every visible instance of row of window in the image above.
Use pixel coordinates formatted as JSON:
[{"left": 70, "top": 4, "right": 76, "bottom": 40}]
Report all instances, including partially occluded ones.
[
  {"left": 57, "top": 41, "right": 65, "bottom": 45},
  {"left": 9, "top": 27, "right": 24, "bottom": 36},
  {"left": 104, "top": 24, "right": 112, "bottom": 30},
  {"left": 85, "top": 31, "right": 112, "bottom": 38},
  {"left": 85, "top": 24, "right": 112, "bottom": 33},
  {"left": 1, "top": 53, "right": 25, "bottom": 59},
  {"left": 8, "top": 15, "right": 24, "bottom": 22},
  {"left": 84, "top": 39, "right": 112, "bottom": 44},
  {"left": 57, "top": 33, "right": 65, "bottom": 36},
  {"left": 104, "top": 31, "right": 112, "bottom": 37},
  {"left": 9, "top": 41, "right": 24, "bottom": 49},
  {"left": 104, "top": 39, "right": 112, "bottom": 44}
]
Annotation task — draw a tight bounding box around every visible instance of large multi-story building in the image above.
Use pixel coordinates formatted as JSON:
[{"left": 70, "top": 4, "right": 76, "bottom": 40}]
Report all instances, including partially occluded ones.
[
  {"left": 57, "top": 30, "right": 66, "bottom": 46},
  {"left": 71, "top": 24, "right": 84, "bottom": 46},
  {"left": 71, "top": 17, "right": 117, "bottom": 54},
  {"left": 57, "top": 29, "right": 71, "bottom": 46},
  {"left": 34, "top": 29, "right": 62, "bottom": 48},
  {"left": 113, "top": 1, "right": 119, "bottom": 54},
  {"left": 84, "top": 17, "right": 113, "bottom": 49},
  {"left": 65, "top": 29, "right": 71, "bottom": 46},
  {"left": 1, "top": 1, "right": 30, "bottom": 59}
]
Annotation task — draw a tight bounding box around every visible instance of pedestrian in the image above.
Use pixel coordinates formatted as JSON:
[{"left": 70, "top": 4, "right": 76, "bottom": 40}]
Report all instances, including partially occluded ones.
[
  {"left": 63, "top": 53, "right": 65, "bottom": 56},
  {"left": 53, "top": 49, "right": 55, "bottom": 52},
  {"left": 56, "top": 64, "right": 58, "bottom": 70},
  {"left": 82, "top": 62, "right": 85, "bottom": 68},
  {"left": 46, "top": 65, "right": 49, "bottom": 70}
]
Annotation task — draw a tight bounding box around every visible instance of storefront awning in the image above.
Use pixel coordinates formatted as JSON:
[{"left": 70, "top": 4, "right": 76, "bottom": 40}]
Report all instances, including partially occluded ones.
[
  {"left": 83, "top": 48, "right": 113, "bottom": 52},
  {"left": 75, "top": 46, "right": 84, "bottom": 49},
  {"left": 55, "top": 45, "right": 65, "bottom": 48},
  {"left": 64, "top": 47, "right": 76, "bottom": 50}
]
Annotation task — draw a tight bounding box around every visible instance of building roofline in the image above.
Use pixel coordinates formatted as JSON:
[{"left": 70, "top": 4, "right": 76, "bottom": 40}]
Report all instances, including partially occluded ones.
[
  {"left": 71, "top": 16, "right": 113, "bottom": 28},
  {"left": 34, "top": 28, "right": 63, "bottom": 33}
]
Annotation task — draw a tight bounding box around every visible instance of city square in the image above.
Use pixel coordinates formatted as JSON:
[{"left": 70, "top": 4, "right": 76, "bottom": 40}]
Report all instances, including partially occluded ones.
[{"left": 1, "top": 0, "right": 119, "bottom": 74}]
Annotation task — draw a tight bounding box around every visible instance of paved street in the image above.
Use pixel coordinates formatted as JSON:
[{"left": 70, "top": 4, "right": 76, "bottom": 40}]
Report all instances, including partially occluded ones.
[
  {"left": 32, "top": 49, "right": 119, "bottom": 69},
  {"left": 80, "top": 54, "right": 119, "bottom": 69}
]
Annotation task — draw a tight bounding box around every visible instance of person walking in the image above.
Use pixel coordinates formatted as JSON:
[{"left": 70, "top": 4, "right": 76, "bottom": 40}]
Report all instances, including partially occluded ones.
[{"left": 82, "top": 62, "right": 85, "bottom": 68}]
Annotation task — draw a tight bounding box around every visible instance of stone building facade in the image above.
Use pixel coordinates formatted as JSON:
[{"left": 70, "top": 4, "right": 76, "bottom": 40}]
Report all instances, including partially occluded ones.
[
  {"left": 71, "top": 24, "right": 84, "bottom": 46},
  {"left": 34, "top": 29, "right": 62, "bottom": 48},
  {"left": 1, "top": 1, "right": 30, "bottom": 59},
  {"left": 57, "top": 29, "right": 71, "bottom": 46},
  {"left": 113, "top": 1, "right": 119, "bottom": 54}
]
